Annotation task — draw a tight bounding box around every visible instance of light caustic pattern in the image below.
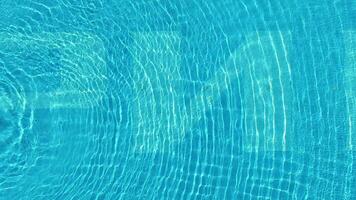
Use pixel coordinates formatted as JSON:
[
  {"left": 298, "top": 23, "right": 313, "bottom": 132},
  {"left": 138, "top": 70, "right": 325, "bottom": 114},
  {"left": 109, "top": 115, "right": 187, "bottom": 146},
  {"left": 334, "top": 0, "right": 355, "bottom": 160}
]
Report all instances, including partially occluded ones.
[
  {"left": 235, "top": 32, "right": 295, "bottom": 152},
  {"left": 0, "top": 32, "right": 108, "bottom": 198},
  {"left": 0, "top": 0, "right": 355, "bottom": 200},
  {"left": 344, "top": 31, "right": 356, "bottom": 150},
  {"left": 131, "top": 31, "right": 295, "bottom": 153},
  {"left": 131, "top": 32, "right": 184, "bottom": 153}
]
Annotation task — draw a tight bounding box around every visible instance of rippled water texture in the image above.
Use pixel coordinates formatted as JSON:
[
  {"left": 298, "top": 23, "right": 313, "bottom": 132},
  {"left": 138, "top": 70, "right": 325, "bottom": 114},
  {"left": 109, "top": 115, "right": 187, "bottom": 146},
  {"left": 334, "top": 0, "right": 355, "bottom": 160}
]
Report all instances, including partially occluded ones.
[{"left": 0, "top": 0, "right": 355, "bottom": 199}]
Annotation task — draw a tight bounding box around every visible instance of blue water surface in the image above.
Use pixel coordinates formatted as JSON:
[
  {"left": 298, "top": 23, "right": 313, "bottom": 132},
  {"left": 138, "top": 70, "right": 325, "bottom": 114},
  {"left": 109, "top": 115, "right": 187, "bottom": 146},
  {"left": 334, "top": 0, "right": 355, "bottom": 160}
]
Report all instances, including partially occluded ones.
[{"left": 0, "top": 0, "right": 355, "bottom": 199}]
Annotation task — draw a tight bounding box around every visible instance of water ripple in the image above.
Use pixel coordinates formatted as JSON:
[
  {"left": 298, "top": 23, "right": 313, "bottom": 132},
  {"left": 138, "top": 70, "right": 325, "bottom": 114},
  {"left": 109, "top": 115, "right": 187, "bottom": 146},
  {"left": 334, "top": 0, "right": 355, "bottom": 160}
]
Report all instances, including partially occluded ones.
[{"left": 0, "top": 0, "right": 355, "bottom": 200}]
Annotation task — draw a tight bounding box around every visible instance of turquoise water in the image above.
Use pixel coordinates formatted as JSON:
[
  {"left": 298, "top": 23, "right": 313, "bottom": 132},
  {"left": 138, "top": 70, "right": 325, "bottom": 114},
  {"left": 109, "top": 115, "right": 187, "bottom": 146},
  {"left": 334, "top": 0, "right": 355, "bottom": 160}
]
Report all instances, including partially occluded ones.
[{"left": 0, "top": 0, "right": 355, "bottom": 199}]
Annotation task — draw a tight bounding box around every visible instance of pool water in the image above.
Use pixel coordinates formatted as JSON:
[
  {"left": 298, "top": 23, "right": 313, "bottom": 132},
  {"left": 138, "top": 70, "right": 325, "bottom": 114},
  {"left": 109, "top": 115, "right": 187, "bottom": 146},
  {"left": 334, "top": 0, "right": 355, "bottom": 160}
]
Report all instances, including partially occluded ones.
[{"left": 0, "top": 0, "right": 355, "bottom": 199}]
